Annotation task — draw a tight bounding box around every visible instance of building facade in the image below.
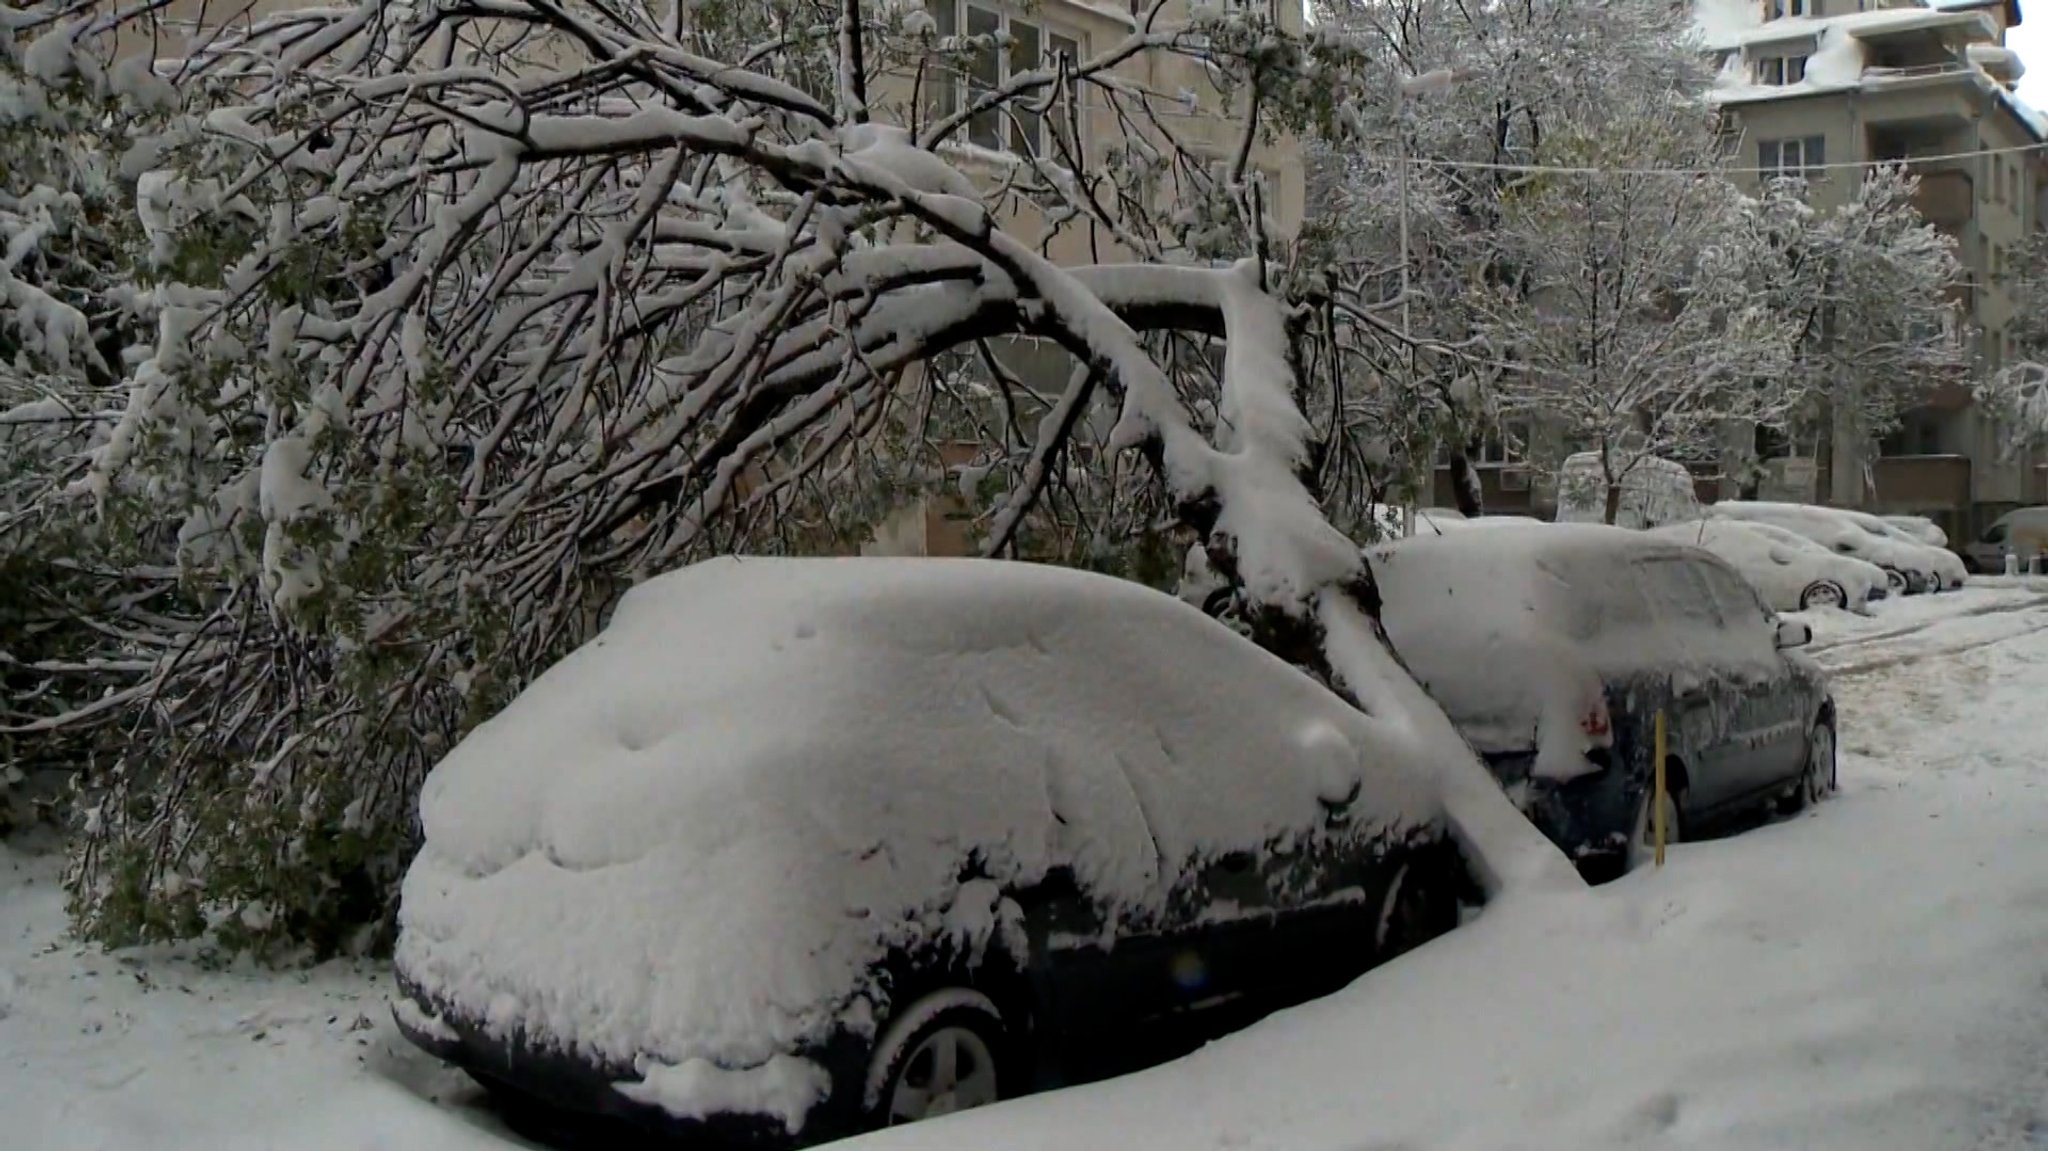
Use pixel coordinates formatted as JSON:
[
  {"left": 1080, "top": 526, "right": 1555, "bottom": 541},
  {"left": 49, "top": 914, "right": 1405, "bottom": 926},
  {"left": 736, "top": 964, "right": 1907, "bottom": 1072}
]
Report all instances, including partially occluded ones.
[{"left": 1440, "top": 0, "right": 2046, "bottom": 540}]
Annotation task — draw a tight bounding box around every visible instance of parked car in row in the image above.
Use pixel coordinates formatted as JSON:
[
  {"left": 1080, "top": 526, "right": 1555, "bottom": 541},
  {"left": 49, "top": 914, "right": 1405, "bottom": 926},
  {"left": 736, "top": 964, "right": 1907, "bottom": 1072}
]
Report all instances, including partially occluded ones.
[
  {"left": 1649, "top": 520, "right": 1887, "bottom": 613},
  {"left": 1369, "top": 524, "right": 1838, "bottom": 883},
  {"left": 1829, "top": 507, "right": 1967, "bottom": 591},
  {"left": 1708, "top": 501, "right": 1948, "bottom": 595},
  {"left": 393, "top": 558, "right": 1474, "bottom": 1147},
  {"left": 1960, "top": 506, "right": 2048, "bottom": 573},
  {"left": 1884, "top": 514, "right": 1948, "bottom": 549}
]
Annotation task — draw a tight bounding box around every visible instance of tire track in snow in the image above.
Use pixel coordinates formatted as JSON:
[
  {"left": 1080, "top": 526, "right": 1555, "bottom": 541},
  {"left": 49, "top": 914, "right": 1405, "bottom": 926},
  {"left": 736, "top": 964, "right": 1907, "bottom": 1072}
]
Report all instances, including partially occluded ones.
[
  {"left": 1819, "top": 600, "right": 2048, "bottom": 679},
  {"left": 1811, "top": 593, "right": 2048, "bottom": 656}
]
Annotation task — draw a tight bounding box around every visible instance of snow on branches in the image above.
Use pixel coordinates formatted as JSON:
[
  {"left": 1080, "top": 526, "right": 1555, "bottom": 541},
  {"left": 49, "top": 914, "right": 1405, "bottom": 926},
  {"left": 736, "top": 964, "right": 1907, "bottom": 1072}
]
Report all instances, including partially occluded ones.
[{"left": 3, "top": 0, "right": 1457, "bottom": 951}]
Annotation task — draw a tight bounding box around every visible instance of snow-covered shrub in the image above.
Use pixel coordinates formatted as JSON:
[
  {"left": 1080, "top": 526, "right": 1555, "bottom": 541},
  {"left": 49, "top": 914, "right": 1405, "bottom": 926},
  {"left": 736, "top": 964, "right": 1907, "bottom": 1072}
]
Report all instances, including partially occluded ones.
[{"left": 1, "top": 17, "right": 159, "bottom": 814}]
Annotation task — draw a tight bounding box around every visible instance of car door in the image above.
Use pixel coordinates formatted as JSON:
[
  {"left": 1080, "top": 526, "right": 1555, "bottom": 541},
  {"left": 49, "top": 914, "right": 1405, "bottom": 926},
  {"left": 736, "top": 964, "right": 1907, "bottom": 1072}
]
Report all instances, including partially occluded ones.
[
  {"left": 1692, "top": 557, "right": 1810, "bottom": 798},
  {"left": 1628, "top": 555, "right": 1749, "bottom": 813}
]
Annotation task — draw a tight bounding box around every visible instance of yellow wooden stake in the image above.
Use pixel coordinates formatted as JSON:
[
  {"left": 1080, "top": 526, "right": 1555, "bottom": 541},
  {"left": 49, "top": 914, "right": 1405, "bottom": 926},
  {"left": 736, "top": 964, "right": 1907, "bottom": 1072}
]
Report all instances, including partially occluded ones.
[{"left": 1653, "top": 709, "right": 1668, "bottom": 868}]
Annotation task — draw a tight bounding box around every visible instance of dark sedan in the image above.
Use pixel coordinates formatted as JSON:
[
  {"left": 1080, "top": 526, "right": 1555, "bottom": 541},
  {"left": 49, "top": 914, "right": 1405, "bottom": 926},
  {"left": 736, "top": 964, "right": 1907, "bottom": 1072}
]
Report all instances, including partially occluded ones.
[
  {"left": 392, "top": 557, "right": 1476, "bottom": 1146},
  {"left": 1369, "top": 525, "right": 1838, "bottom": 882}
]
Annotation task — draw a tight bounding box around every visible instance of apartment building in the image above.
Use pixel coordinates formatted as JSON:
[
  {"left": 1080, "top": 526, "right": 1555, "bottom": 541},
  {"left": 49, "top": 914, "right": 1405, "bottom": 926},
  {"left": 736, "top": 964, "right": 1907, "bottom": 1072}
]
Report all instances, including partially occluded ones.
[
  {"left": 1445, "top": 0, "right": 2044, "bottom": 537},
  {"left": 1708, "top": 0, "right": 2044, "bottom": 541}
]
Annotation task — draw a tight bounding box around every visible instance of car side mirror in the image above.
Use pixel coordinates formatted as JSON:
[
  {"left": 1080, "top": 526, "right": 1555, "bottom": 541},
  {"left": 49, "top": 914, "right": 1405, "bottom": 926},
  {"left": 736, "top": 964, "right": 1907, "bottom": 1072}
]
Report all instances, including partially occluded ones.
[{"left": 1774, "top": 618, "right": 1812, "bottom": 650}]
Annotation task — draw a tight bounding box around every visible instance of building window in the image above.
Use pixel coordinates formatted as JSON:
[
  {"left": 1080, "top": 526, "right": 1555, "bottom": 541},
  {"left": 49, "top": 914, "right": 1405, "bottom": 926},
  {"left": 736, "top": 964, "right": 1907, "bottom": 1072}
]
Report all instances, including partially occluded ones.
[
  {"left": 928, "top": 2, "right": 1083, "bottom": 157},
  {"left": 1759, "top": 135, "right": 1825, "bottom": 177},
  {"left": 1765, "top": 0, "right": 1809, "bottom": 18},
  {"left": 2010, "top": 163, "right": 2022, "bottom": 208},
  {"left": 1477, "top": 419, "right": 1531, "bottom": 465},
  {"left": 1756, "top": 55, "right": 1808, "bottom": 85}
]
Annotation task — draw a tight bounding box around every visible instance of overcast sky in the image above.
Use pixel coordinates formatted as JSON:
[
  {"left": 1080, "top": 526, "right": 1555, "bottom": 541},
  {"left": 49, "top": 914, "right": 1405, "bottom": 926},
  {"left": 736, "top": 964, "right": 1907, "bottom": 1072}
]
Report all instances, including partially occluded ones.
[{"left": 2014, "top": 13, "right": 2047, "bottom": 111}]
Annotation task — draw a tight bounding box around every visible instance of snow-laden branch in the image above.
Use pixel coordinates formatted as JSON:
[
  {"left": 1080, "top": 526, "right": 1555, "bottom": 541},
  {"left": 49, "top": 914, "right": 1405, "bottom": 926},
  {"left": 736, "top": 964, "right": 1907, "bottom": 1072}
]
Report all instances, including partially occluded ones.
[{"left": 8, "top": 0, "right": 1563, "bottom": 952}]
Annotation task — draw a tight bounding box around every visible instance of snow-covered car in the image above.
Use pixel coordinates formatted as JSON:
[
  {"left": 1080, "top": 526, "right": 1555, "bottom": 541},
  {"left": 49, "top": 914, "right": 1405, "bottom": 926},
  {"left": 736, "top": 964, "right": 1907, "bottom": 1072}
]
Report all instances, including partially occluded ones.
[
  {"left": 1883, "top": 514, "right": 1948, "bottom": 549},
  {"left": 1828, "top": 508, "right": 1967, "bottom": 592},
  {"left": 1553, "top": 451, "right": 1702, "bottom": 529},
  {"left": 1368, "top": 524, "right": 1836, "bottom": 882},
  {"left": 1648, "top": 520, "right": 1886, "bottom": 613},
  {"left": 391, "top": 557, "right": 1471, "bottom": 1147},
  {"left": 1420, "top": 513, "right": 1545, "bottom": 532},
  {"left": 1368, "top": 504, "right": 1466, "bottom": 539},
  {"left": 1707, "top": 501, "right": 1934, "bottom": 595}
]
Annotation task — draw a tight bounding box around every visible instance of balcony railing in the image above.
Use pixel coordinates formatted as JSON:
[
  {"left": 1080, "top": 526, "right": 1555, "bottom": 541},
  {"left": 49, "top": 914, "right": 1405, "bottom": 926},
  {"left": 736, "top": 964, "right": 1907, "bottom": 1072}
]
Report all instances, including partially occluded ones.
[
  {"left": 1864, "top": 61, "right": 1975, "bottom": 82},
  {"left": 1908, "top": 167, "right": 1974, "bottom": 225},
  {"left": 1873, "top": 454, "right": 1972, "bottom": 511}
]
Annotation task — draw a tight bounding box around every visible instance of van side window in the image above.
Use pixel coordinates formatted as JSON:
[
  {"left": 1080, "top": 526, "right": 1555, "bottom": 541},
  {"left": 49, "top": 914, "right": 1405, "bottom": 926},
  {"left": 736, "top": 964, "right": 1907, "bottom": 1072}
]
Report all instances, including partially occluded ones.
[{"left": 1985, "top": 523, "right": 2009, "bottom": 544}]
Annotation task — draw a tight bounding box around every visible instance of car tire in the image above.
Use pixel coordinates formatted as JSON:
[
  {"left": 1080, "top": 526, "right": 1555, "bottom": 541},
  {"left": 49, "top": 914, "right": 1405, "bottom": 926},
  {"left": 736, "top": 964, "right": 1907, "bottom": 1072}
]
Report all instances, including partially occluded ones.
[
  {"left": 1627, "top": 783, "right": 1683, "bottom": 873},
  {"left": 1781, "top": 719, "right": 1837, "bottom": 814},
  {"left": 863, "top": 990, "right": 1013, "bottom": 1130},
  {"left": 1797, "top": 580, "right": 1848, "bottom": 612},
  {"left": 1882, "top": 567, "right": 1912, "bottom": 596}
]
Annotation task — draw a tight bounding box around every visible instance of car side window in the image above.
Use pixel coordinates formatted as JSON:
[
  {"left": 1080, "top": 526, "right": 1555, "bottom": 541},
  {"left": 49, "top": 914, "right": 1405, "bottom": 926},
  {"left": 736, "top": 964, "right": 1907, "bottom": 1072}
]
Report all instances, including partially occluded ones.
[{"left": 1985, "top": 523, "right": 2009, "bottom": 544}]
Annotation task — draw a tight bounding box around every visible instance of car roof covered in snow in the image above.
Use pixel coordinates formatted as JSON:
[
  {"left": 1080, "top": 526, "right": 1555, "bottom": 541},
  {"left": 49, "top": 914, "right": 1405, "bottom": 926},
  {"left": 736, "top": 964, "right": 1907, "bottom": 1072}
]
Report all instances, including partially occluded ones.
[
  {"left": 397, "top": 557, "right": 1445, "bottom": 1077},
  {"left": 1369, "top": 524, "right": 1777, "bottom": 755},
  {"left": 1370, "top": 523, "right": 1712, "bottom": 651}
]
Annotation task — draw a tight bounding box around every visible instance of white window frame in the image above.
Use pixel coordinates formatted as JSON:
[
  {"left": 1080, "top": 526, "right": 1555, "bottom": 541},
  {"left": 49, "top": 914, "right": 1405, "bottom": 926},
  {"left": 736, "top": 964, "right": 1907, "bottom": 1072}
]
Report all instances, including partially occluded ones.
[
  {"left": 1760, "top": 135, "right": 1825, "bottom": 178},
  {"left": 1755, "top": 54, "right": 1807, "bottom": 85},
  {"left": 1766, "top": 0, "right": 1808, "bottom": 19},
  {"left": 927, "top": 1, "right": 1085, "bottom": 160}
]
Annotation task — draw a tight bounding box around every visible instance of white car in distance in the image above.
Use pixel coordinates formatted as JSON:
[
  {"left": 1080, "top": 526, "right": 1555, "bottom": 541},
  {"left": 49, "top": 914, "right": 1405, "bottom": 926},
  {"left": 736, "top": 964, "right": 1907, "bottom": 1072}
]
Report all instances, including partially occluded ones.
[
  {"left": 1883, "top": 515, "right": 1948, "bottom": 549},
  {"left": 1649, "top": 520, "right": 1886, "bottom": 613},
  {"left": 1831, "top": 508, "right": 1967, "bottom": 592},
  {"left": 1707, "top": 502, "right": 1937, "bottom": 596}
]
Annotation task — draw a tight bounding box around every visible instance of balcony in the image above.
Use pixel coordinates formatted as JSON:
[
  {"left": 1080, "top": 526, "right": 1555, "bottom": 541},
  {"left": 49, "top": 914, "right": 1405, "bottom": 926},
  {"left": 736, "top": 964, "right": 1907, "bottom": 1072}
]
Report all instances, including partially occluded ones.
[
  {"left": 1431, "top": 464, "right": 1538, "bottom": 515},
  {"left": 1909, "top": 167, "right": 1974, "bottom": 226},
  {"left": 1872, "top": 454, "right": 1973, "bottom": 511}
]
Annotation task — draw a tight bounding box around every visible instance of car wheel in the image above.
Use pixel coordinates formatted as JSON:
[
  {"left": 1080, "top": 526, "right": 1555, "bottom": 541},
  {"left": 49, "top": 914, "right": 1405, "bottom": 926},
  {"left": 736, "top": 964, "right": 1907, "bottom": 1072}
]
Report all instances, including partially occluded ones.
[
  {"left": 1781, "top": 719, "right": 1837, "bottom": 813},
  {"left": 865, "top": 991, "right": 1010, "bottom": 1129},
  {"left": 1882, "top": 567, "right": 1910, "bottom": 596},
  {"left": 1627, "top": 784, "right": 1683, "bottom": 872},
  {"left": 1797, "top": 580, "right": 1848, "bottom": 612}
]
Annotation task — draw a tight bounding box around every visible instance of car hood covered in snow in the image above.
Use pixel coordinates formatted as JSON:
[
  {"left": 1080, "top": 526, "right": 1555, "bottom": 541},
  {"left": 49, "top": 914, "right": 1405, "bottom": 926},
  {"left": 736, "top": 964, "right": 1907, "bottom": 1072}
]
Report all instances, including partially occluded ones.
[{"left": 395, "top": 557, "right": 1445, "bottom": 1092}]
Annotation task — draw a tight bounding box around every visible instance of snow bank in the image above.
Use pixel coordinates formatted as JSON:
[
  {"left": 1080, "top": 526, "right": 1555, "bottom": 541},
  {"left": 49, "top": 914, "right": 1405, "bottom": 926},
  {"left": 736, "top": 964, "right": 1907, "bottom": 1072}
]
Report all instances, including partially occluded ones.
[{"left": 397, "top": 557, "right": 1449, "bottom": 1120}]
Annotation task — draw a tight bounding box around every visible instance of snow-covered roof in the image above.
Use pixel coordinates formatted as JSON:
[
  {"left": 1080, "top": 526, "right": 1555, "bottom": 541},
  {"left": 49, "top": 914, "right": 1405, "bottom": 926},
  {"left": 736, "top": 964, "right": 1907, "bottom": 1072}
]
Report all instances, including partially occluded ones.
[
  {"left": 1968, "top": 41, "right": 2026, "bottom": 79},
  {"left": 1694, "top": 0, "right": 2009, "bottom": 107},
  {"left": 396, "top": 556, "right": 1449, "bottom": 1100}
]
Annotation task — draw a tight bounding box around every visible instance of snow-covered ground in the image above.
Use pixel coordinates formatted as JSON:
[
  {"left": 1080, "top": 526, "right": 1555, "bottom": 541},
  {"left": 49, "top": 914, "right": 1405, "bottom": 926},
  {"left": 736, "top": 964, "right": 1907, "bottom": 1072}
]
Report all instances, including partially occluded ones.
[{"left": 6, "top": 585, "right": 2047, "bottom": 1151}]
